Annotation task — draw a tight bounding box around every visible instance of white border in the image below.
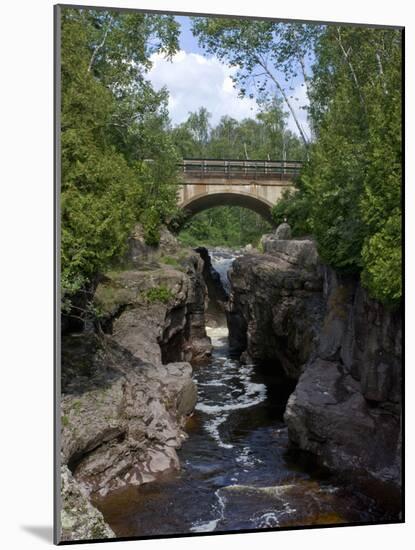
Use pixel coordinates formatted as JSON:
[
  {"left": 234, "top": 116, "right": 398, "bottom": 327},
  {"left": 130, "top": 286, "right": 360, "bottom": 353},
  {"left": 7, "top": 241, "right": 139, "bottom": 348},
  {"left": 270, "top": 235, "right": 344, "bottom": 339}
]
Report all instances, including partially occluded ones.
[{"left": 1, "top": 1, "right": 412, "bottom": 548}]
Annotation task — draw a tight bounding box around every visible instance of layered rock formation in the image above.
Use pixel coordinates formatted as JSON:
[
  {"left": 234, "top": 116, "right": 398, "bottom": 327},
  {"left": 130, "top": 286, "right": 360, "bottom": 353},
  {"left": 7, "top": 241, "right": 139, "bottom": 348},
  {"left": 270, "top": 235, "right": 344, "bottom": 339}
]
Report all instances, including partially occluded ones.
[
  {"left": 61, "top": 334, "right": 197, "bottom": 496},
  {"left": 228, "top": 238, "right": 325, "bottom": 378},
  {"left": 60, "top": 227, "right": 212, "bottom": 541},
  {"left": 228, "top": 231, "right": 402, "bottom": 497},
  {"left": 96, "top": 224, "right": 212, "bottom": 365},
  {"left": 284, "top": 268, "right": 402, "bottom": 493},
  {"left": 195, "top": 246, "right": 228, "bottom": 306},
  {"left": 95, "top": 258, "right": 212, "bottom": 365},
  {"left": 195, "top": 246, "right": 229, "bottom": 326}
]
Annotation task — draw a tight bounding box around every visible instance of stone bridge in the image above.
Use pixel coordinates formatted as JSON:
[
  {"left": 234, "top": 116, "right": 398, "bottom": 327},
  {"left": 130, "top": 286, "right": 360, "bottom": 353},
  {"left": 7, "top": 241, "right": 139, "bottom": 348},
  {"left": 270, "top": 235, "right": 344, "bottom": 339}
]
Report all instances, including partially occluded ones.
[{"left": 177, "top": 159, "right": 302, "bottom": 223}]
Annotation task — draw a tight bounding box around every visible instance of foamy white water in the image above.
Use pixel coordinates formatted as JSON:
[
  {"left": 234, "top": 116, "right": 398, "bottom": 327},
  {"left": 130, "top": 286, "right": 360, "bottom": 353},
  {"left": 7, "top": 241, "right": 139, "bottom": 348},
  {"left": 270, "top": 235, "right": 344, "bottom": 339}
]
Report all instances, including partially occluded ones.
[
  {"left": 209, "top": 250, "right": 237, "bottom": 294},
  {"left": 190, "top": 489, "right": 227, "bottom": 532},
  {"left": 196, "top": 325, "right": 267, "bottom": 450}
]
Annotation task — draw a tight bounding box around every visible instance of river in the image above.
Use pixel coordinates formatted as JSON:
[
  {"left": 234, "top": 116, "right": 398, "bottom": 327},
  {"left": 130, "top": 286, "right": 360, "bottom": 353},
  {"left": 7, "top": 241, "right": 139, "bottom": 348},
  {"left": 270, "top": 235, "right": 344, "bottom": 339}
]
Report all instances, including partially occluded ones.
[{"left": 94, "top": 248, "right": 393, "bottom": 537}]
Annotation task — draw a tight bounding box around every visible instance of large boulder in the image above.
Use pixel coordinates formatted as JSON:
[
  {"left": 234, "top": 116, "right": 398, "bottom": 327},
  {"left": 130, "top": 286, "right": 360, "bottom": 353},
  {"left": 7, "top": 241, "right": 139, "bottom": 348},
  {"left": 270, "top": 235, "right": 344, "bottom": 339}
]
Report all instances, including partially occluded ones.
[
  {"left": 260, "top": 234, "right": 320, "bottom": 269},
  {"left": 61, "top": 334, "right": 197, "bottom": 498},
  {"left": 274, "top": 222, "right": 292, "bottom": 240},
  {"left": 284, "top": 359, "right": 401, "bottom": 487},
  {"left": 94, "top": 250, "right": 212, "bottom": 365}
]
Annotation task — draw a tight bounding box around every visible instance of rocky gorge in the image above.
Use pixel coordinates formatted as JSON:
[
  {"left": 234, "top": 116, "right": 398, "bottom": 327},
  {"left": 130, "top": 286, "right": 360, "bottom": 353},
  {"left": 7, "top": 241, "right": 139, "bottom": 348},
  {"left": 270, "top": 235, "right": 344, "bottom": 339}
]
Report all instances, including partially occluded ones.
[
  {"left": 59, "top": 226, "right": 212, "bottom": 541},
  {"left": 59, "top": 224, "right": 402, "bottom": 542},
  {"left": 227, "top": 229, "right": 402, "bottom": 499}
]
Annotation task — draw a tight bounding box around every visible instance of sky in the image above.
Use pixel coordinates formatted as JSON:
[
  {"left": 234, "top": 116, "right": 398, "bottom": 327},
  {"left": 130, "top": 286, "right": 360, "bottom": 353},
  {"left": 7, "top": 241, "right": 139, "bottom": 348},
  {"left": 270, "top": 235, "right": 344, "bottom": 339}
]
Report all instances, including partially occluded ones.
[{"left": 147, "top": 15, "right": 311, "bottom": 138}]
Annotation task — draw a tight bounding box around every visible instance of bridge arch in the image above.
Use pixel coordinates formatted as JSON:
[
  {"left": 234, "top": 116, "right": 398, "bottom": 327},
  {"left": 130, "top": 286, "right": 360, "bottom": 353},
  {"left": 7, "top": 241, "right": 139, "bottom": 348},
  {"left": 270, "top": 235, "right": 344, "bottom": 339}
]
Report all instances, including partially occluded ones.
[
  {"left": 176, "top": 159, "right": 302, "bottom": 226},
  {"left": 180, "top": 190, "right": 275, "bottom": 223}
]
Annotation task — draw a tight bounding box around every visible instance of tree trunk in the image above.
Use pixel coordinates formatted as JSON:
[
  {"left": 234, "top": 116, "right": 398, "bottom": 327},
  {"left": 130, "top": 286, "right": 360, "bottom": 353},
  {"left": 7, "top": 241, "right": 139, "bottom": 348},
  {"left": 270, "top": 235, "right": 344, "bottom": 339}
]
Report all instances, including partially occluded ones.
[
  {"left": 88, "top": 16, "right": 114, "bottom": 73},
  {"left": 257, "top": 57, "right": 309, "bottom": 147}
]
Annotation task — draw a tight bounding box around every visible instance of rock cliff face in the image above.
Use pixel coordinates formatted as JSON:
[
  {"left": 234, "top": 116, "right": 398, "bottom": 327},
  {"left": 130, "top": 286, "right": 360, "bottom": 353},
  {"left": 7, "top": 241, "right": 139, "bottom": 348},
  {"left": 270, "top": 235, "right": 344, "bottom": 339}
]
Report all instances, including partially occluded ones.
[
  {"left": 195, "top": 246, "right": 229, "bottom": 326},
  {"left": 284, "top": 267, "right": 402, "bottom": 493},
  {"left": 228, "top": 233, "right": 402, "bottom": 496},
  {"left": 228, "top": 238, "right": 325, "bottom": 378},
  {"left": 195, "top": 247, "right": 228, "bottom": 307},
  {"left": 59, "top": 227, "right": 211, "bottom": 541},
  {"left": 95, "top": 258, "right": 212, "bottom": 366},
  {"left": 96, "top": 225, "right": 212, "bottom": 365}
]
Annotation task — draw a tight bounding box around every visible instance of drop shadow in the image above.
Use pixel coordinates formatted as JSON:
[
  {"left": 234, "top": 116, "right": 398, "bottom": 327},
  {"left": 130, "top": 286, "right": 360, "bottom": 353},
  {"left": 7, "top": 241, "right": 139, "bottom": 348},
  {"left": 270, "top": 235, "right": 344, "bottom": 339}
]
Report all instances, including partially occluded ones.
[{"left": 21, "top": 525, "right": 53, "bottom": 543}]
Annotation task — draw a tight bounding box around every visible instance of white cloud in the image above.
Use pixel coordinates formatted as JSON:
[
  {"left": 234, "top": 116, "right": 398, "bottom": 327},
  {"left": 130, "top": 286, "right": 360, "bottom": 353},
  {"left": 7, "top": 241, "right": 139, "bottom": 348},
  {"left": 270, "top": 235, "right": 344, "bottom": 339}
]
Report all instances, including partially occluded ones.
[
  {"left": 147, "top": 51, "right": 258, "bottom": 126},
  {"left": 148, "top": 50, "right": 311, "bottom": 141}
]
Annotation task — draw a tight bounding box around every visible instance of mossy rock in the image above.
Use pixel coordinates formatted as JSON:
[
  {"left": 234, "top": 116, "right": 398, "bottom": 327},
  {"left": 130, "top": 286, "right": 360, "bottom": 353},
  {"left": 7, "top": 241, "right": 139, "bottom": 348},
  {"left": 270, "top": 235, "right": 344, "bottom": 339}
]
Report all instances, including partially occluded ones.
[{"left": 94, "top": 281, "right": 136, "bottom": 316}]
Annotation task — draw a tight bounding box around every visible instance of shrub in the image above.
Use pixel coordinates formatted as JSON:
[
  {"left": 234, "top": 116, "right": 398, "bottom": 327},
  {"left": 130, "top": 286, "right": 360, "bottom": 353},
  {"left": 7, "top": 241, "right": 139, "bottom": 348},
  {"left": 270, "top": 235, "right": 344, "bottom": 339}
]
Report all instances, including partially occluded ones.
[
  {"left": 271, "top": 184, "right": 312, "bottom": 237},
  {"left": 143, "top": 285, "right": 174, "bottom": 304}
]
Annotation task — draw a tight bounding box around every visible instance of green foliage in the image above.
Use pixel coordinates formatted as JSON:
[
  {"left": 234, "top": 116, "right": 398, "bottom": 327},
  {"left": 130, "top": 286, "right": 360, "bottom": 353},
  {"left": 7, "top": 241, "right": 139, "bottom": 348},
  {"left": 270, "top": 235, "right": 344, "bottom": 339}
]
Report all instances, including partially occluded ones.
[
  {"left": 178, "top": 206, "right": 272, "bottom": 248},
  {"left": 192, "top": 18, "right": 402, "bottom": 303},
  {"left": 271, "top": 184, "right": 312, "bottom": 236},
  {"left": 302, "top": 132, "right": 368, "bottom": 272},
  {"left": 61, "top": 415, "right": 70, "bottom": 427},
  {"left": 61, "top": 10, "right": 402, "bottom": 308},
  {"left": 60, "top": 8, "right": 180, "bottom": 304},
  {"left": 142, "top": 285, "right": 174, "bottom": 304},
  {"left": 141, "top": 208, "right": 161, "bottom": 246},
  {"left": 159, "top": 255, "right": 182, "bottom": 268},
  {"left": 171, "top": 103, "right": 306, "bottom": 161},
  {"left": 361, "top": 211, "right": 402, "bottom": 304},
  {"left": 306, "top": 27, "right": 402, "bottom": 300},
  {"left": 192, "top": 17, "right": 322, "bottom": 146},
  {"left": 269, "top": 26, "right": 402, "bottom": 303}
]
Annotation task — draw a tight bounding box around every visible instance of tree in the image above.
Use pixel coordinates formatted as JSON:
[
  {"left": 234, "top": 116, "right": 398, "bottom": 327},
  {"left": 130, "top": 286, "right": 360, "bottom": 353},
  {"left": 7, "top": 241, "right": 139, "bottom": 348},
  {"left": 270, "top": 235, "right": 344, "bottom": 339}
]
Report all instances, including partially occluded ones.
[
  {"left": 178, "top": 206, "right": 272, "bottom": 248},
  {"left": 171, "top": 100, "right": 306, "bottom": 162},
  {"left": 61, "top": 8, "right": 180, "bottom": 304},
  {"left": 272, "top": 26, "right": 402, "bottom": 304},
  {"left": 171, "top": 107, "right": 212, "bottom": 158},
  {"left": 191, "top": 18, "right": 323, "bottom": 147}
]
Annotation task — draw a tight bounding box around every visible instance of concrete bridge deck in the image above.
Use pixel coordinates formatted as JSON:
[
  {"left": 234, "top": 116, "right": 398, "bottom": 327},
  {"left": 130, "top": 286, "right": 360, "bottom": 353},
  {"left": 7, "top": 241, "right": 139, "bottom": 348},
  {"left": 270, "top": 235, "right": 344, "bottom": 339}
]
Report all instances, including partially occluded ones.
[{"left": 177, "top": 159, "right": 302, "bottom": 222}]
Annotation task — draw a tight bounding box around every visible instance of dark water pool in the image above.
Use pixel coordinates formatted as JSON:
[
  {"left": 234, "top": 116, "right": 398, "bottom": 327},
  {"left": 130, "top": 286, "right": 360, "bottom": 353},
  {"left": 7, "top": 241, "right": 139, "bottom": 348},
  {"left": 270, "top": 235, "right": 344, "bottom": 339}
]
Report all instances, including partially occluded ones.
[{"left": 94, "top": 325, "right": 393, "bottom": 538}]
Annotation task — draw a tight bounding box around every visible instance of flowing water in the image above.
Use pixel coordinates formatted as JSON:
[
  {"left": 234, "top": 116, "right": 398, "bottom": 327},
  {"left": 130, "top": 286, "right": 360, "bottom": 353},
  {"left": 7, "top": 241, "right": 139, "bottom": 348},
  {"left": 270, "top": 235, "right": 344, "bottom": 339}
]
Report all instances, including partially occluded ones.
[
  {"left": 94, "top": 249, "right": 394, "bottom": 538},
  {"left": 208, "top": 248, "right": 238, "bottom": 295}
]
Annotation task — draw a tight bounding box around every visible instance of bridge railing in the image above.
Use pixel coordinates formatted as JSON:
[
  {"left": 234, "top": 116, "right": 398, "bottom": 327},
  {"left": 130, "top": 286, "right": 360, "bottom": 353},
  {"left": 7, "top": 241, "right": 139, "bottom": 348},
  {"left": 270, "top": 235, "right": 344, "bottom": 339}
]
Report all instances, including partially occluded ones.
[{"left": 179, "top": 159, "right": 303, "bottom": 179}]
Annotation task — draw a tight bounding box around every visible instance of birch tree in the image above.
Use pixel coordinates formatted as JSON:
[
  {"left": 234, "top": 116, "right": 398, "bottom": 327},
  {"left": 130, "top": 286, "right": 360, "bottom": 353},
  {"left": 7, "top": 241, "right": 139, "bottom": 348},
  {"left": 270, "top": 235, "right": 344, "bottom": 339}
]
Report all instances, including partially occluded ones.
[{"left": 191, "top": 18, "right": 322, "bottom": 147}]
